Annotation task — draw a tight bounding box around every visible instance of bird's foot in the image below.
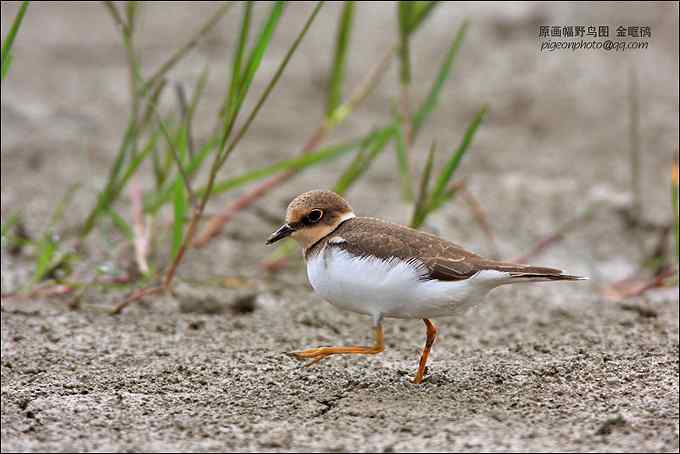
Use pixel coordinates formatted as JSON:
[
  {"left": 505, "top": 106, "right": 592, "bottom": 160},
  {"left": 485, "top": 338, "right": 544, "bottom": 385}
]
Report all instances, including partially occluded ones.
[
  {"left": 286, "top": 345, "right": 382, "bottom": 367},
  {"left": 286, "top": 347, "right": 334, "bottom": 367},
  {"left": 411, "top": 365, "right": 430, "bottom": 385}
]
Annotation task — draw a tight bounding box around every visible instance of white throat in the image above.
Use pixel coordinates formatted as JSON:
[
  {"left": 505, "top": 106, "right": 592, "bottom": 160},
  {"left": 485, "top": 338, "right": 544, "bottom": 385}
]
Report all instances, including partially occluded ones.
[{"left": 338, "top": 211, "right": 356, "bottom": 224}]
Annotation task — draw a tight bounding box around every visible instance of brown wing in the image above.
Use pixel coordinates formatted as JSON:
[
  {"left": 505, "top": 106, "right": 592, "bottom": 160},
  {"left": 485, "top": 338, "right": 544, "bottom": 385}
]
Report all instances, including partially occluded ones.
[
  {"left": 323, "top": 217, "right": 566, "bottom": 281},
  {"left": 325, "top": 217, "right": 483, "bottom": 281}
]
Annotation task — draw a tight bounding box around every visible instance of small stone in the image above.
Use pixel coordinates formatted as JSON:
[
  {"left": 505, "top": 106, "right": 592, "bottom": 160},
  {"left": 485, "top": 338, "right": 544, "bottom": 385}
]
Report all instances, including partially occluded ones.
[
  {"left": 175, "top": 283, "right": 258, "bottom": 315},
  {"left": 595, "top": 415, "right": 626, "bottom": 435}
]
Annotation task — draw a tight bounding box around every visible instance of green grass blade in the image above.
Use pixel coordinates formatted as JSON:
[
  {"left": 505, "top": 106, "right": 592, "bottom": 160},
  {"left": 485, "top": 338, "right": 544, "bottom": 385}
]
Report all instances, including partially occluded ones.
[
  {"left": 152, "top": 141, "right": 164, "bottom": 189},
  {"left": 326, "top": 1, "right": 354, "bottom": 117},
  {"left": 83, "top": 1, "right": 146, "bottom": 237},
  {"left": 145, "top": 135, "right": 220, "bottom": 213},
  {"left": 207, "top": 138, "right": 358, "bottom": 197},
  {"left": 33, "top": 238, "right": 57, "bottom": 283},
  {"left": 215, "top": 1, "right": 324, "bottom": 170},
  {"left": 410, "top": 142, "right": 436, "bottom": 228},
  {"left": 398, "top": 1, "right": 414, "bottom": 86},
  {"left": 1, "top": 0, "right": 29, "bottom": 81},
  {"left": 139, "top": 78, "right": 167, "bottom": 138},
  {"left": 1, "top": 212, "right": 20, "bottom": 239},
  {"left": 221, "top": 1, "right": 252, "bottom": 124},
  {"left": 172, "top": 179, "right": 187, "bottom": 259},
  {"left": 125, "top": 1, "right": 137, "bottom": 34},
  {"left": 82, "top": 126, "right": 158, "bottom": 236},
  {"left": 428, "top": 105, "right": 487, "bottom": 210},
  {"left": 107, "top": 208, "right": 134, "bottom": 242},
  {"left": 184, "top": 68, "right": 209, "bottom": 160},
  {"left": 234, "top": 1, "right": 284, "bottom": 115},
  {"left": 33, "top": 184, "right": 79, "bottom": 283},
  {"left": 152, "top": 108, "right": 195, "bottom": 203},
  {"left": 333, "top": 130, "right": 374, "bottom": 194},
  {"left": 409, "top": 1, "right": 439, "bottom": 33},
  {"left": 189, "top": 67, "right": 210, "bottom": 122},
  {"left": 345, "top": 127, "right": 392, "bottom": 184},
  {"left": 111, "top": 120, "right": 137, "bottom": 181},
  {"left": 47, "top": 184, "right": 80, "bottom": 231},
  {"left": 217, "top": 1, "right": 284, "bottom": 155},
  {"left": 426, "top": 181, "right": 465, "bottom": 215},
  {"left": 672, "top": 163, "right": 679, "bottom": 264},
  {"left": 159, "top": 2, "right": 324, "bottom": 290},
  {"left": 441, "top": 181, "right": 464, "bottom": 204},
  {"left": 412, "top": 19, "right": 468, "bottom": 136},
  {"left": 333, "top": 126, "right": 393, "bottom": 194},
  {"left": 1, "top": 52, "right": 13, "bottom": 80},
  {"left": 81, "top": 112, "right": 138, "bottom": 236},
  {"left": 1, "top": 212, "right": 29, "bottom": 254},
  {"left": 178, "top": 131, "right": 216, "bottom": 178},
  {"left": 113, "top": 128, "right": 161, "bottom": 197},
  {"left": 102, "top": 1, "right": 125, "bottom": 32},
  {"left": 395, "top": 119, "right": 413, "bottom": 200}
]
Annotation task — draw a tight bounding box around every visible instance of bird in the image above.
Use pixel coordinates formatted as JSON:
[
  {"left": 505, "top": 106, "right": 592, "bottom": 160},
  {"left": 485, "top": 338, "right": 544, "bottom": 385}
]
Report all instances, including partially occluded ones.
[{"left": 266, "top": 190, "right": 586, "bottom": 384}]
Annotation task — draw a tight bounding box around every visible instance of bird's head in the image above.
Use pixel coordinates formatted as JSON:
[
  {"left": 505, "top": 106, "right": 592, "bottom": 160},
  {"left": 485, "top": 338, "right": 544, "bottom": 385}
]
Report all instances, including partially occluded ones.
[{"left": 266, "top": 190, "right": 355, "bottom": 249}]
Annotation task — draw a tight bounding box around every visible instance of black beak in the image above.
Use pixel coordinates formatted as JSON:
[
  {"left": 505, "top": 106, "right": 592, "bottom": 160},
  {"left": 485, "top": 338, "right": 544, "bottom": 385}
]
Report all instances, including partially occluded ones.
[{"left": 266, "top": 223, "right": 295, "bottom": 245}]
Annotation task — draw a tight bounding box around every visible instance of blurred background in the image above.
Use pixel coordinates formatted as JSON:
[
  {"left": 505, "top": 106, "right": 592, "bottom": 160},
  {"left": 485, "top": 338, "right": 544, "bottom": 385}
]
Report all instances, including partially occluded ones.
[
  {"left": 1, "top": 2, "right": 678, "bottom": 280},
  {"left": 1, "top": 2, "right": 678, "bottom": 452}
]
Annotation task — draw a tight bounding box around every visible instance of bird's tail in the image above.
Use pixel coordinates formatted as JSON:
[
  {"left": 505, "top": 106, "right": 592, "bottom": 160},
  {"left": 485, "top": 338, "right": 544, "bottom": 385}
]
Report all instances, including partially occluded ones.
[
  {"left": 473, "top": 259, "right": 588, "bottom": 284},
  {"left": 507, "top": 271, "right": 588, "bottom": 282},
  {"left": 479, "top": 261, "right": 588, "bottom": 283}
]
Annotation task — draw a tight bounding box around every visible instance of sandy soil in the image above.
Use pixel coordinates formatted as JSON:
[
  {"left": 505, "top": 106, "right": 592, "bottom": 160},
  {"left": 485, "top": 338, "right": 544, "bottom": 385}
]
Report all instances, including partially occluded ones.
[{"left": 2, "top": 2, "right": 679, "bottom": 452}]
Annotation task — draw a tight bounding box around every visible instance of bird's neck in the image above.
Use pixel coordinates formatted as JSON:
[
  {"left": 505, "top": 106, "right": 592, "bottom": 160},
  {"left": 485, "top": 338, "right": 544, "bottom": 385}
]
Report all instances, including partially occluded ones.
[{"left": 301, "top": 212, "right": 355, "bottom": 258}]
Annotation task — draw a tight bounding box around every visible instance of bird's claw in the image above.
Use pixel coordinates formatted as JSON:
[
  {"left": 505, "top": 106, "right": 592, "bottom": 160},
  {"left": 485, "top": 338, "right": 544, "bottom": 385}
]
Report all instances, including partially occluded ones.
[{"left": 285, "top": 350, "right": 329, "bottom": 367}]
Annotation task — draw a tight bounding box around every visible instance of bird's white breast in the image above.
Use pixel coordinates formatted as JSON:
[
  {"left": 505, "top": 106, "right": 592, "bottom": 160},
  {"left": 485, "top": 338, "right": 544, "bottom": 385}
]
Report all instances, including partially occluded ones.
[{"left": 306, "top": 245, "right": 508, "bottom": 319}]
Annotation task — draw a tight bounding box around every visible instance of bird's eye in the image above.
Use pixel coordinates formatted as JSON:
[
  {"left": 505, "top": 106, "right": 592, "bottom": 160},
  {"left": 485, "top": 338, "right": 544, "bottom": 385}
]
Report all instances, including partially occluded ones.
[{"left": 307, "top": 209, "right": 323, "bottom": 223}]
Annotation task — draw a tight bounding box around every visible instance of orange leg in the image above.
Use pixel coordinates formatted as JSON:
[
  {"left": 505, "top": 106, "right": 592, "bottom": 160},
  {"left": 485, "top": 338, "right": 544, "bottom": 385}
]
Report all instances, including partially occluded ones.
[
  {"left": 288, "top": 324, "right": 384, "bottom": 367},
  {"left": 413, "top": 318, "right": 437, "bottom": 384}
]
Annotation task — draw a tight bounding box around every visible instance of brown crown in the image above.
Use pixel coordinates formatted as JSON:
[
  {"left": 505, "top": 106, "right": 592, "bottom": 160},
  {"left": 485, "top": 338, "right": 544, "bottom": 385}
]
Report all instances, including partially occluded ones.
[{"left": 285, "top": 190, "right": 353, "bottom": 224}]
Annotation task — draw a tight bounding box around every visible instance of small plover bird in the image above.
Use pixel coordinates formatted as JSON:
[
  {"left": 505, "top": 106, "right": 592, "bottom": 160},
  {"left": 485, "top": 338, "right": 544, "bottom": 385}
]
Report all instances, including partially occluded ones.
[{"left": 267, "top": 190, "right": 586, "bottom": 384}]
